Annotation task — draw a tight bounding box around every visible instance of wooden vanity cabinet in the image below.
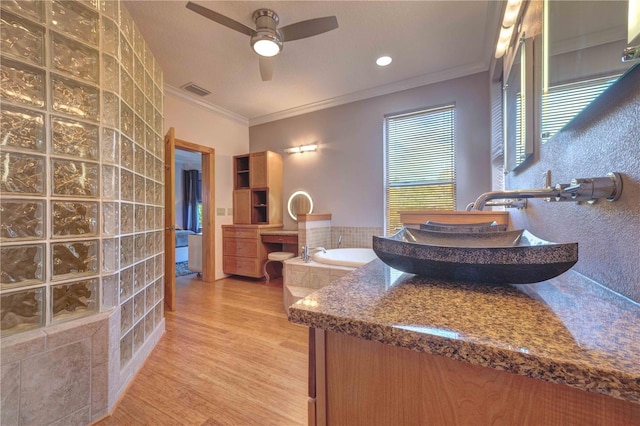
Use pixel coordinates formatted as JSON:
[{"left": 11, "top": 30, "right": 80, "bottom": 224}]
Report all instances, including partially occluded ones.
[
  {"left": 308, "top": 329, "right": 640, "bottom": 426},
  {"left": 225, "top": 151, "right": 285, "bottom": 278},
  {"left": 233, "top": 151, "right": 283, "bottom": 225},
  {"left": 222, "top": 225, "right": 295, "bottom": 278},
  {"left": 222, "top": 226, "right": 262, "bottom": 277}
]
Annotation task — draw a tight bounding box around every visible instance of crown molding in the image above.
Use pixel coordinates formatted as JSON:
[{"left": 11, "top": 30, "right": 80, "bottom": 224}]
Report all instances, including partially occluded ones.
[
  {"left": 164, "top": 62, "right": 490, "bottom": 128},
  {"left": 164, "top": 85, "right": 249, "bottom": 126},
  {"left": 248, "top": 62, "right": 489, "bottom": 126}
]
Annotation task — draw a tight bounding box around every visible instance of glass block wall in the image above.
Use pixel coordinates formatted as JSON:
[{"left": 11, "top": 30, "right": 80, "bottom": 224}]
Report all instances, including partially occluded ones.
[{"left": 0, "top": 0, "right": 165, "bottom": 370}]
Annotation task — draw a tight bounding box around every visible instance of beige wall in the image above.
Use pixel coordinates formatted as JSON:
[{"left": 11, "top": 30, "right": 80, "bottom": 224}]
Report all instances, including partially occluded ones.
[
  {"left": 163, "top": 91, "right": 250, "bottom": 279},
  {"left": 249, "top": 72, "right": 492, "bottom": 230}
]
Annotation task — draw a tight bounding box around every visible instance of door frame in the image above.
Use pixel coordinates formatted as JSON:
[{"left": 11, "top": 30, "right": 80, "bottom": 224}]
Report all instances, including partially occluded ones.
[{"left": 164, "top": 127, "right": 215, "bottom": 311}]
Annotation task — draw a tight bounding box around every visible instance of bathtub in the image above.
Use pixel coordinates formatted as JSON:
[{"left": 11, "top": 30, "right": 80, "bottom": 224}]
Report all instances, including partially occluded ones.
[
  {"left": 284, "top": 248, "right": 377, "bottom": 310},
  {"left": 312, "top": 248, "right": 377, "bottom": 267}
]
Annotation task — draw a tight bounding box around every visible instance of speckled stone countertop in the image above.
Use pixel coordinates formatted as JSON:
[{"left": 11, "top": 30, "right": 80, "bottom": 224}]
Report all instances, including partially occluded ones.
[{"left": 288, "top": 259, "right": 640, "bottom": 403}]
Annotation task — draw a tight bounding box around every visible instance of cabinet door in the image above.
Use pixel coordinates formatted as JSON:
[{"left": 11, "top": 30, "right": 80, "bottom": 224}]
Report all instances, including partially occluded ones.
[
  {"left": 233, "top": 189, "right": 251, "bottom": 224},
  {"left": 249, "top": 151, "right": 268, "bottom": 188}
]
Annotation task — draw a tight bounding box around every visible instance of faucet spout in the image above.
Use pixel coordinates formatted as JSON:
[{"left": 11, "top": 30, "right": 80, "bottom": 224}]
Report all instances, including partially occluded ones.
[
  {"left": 471, "top": 188, "right": 559, "bottom": 211},
  {"left": 465, "top": 198, "right": 527, "bottom": 211}
]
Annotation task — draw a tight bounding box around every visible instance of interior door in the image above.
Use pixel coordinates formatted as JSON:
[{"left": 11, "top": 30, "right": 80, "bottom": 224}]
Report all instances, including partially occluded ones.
[{"left": 164, "top": 127, "right": 177, "bottom": 311}]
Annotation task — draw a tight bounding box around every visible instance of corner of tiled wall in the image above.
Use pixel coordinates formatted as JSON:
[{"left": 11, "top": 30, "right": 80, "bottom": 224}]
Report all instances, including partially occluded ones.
[{"left": 331, "top": 227, "right": 384, "bottom": 249}]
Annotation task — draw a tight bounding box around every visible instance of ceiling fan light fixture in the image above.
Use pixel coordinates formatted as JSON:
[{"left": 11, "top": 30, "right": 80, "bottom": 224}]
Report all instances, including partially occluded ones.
[{"left": 251, "top": 30, "right": 283, "bottom": 57}]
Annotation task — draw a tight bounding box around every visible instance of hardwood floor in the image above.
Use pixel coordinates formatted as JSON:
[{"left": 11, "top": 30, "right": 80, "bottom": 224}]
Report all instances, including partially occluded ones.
[{"left": 95, "top": 275, "right": 309, "bottom": 426}]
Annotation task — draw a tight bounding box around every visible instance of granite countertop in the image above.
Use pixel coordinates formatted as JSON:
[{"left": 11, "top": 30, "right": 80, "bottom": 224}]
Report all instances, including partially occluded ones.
[{"left": 288, "top": 259, "right": 640, "bottom": 403}]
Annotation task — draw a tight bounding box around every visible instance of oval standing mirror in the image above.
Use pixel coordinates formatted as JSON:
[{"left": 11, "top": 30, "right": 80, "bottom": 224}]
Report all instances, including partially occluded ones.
[
  {"left": 542, "top": 0, "right": 635, "bottom": 142},
  {"left": 287, "top": 191, "right": 313, "bottom": 221}
]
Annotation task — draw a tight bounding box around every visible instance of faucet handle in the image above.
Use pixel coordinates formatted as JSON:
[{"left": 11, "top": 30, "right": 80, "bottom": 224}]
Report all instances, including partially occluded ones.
[{"left": 559, "top": 173, "right": 623, "bottom": 203}]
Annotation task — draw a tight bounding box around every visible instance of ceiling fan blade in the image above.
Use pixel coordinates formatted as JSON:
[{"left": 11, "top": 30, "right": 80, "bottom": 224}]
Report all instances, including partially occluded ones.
[
  {"left": 259, "top": 56, "right": 274, "bottom": 81},
  {"left": 280, "top": 16, "right": 338, "bottom": 42},
  {"left": 186, "top": 2, "right": 255, "bottom": 37}
]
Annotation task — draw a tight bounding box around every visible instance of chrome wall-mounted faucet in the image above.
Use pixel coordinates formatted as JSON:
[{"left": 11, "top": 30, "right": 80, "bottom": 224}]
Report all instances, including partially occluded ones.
[
  {"left": 468, "top": 172, "right": 623, "bottom": 211},
  {"left": 337, "top": 235, "right": 342, "bottom": 248}
]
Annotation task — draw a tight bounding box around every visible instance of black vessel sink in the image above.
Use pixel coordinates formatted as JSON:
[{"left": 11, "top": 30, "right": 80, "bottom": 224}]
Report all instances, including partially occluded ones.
[
  {"left": 372, "top": 228, "right": 578, "bottom": 284},
  {"left": 420, "top": 220, "right": 508, "bottom": 233}
]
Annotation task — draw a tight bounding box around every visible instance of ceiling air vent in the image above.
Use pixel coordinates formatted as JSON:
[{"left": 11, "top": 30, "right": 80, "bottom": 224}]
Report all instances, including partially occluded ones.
[{"left": 181, "top": 82, "right": 211, "bottom": 97}]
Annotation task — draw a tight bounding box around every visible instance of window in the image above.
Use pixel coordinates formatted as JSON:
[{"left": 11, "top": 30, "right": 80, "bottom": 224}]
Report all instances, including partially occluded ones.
[
  {"left": 541, "top": 73, "right": 620, "bottom": 142},
  {"left": 384, "top": 105, "right": 456, "bottom": 235}
]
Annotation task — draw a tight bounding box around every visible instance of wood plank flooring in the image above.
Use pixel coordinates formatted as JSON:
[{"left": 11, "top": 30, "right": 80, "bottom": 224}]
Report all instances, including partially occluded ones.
[{"left": 95, "top": 275, "right": 309, "bottom": 426}]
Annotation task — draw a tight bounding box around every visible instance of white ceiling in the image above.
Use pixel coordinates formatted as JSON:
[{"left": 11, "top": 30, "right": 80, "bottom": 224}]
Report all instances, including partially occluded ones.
[{"left": 124, "top": 1, "right": 503, "bottom": 125}]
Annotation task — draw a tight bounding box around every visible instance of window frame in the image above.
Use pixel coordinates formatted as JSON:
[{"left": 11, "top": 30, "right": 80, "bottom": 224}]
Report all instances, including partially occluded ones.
[{"left": 383, "top": 104, "right": 457, "bottom": 235}]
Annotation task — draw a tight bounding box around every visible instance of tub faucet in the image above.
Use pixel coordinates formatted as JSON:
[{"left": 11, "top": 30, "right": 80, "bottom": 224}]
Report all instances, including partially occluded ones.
[
  {"left": 337, "top": 235, "right": 342, "bottom": 248},
  {"left": 301, "top": 246, "right": 326, "bottom": 263}
]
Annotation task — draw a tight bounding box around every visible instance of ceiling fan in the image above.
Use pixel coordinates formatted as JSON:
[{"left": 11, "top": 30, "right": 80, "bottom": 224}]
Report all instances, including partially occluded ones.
[{"left": 186, "top": 2, "right": 339, "bottom": 81}]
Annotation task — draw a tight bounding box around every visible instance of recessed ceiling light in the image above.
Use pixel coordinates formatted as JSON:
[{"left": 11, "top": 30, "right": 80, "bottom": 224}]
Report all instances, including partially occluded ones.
[{"left": 376, "top": 56, "right": 392, "bottom": 66}]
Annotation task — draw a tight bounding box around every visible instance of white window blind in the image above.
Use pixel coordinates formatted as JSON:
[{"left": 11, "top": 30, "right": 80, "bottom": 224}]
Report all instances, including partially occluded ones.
[
  {"left": 384, "top": 105, "right": 455, "bottom": 235},
  {"left": 541, "top": 73, "right": 620, "bottom": 142}
]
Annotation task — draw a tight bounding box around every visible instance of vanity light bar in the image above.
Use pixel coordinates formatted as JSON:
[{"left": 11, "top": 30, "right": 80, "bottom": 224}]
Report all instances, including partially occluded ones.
[
  {"left": 284, "top": 144, "right": 318, "bottom": 154},
  {"left": 495, "top": 26, "right": 515, "bottom": 58},
  {"left": 630, "top": 0, "right": 640, "bottom": 44},
  {"left": 495, "top": 0, "right": 523, "bottom": 58}
]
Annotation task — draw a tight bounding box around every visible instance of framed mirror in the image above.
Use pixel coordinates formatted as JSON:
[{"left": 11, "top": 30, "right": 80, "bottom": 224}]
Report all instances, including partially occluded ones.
[
  {"left": 287, "top": 191, "right": 313, "bottom": 221},
  {"left": 504, "top": 36, "right": 534, "bottom": 173},
  {"left": 541, "top": 0, "right": 635, "bottom": 142}
]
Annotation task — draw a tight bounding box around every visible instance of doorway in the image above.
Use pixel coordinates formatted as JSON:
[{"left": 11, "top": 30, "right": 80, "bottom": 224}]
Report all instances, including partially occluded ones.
[{"left": 164, "top": 127, "right": 215, "bottom": 311}]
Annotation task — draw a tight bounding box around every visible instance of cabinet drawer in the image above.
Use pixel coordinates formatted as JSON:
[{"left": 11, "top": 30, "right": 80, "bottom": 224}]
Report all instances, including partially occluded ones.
[
  {"left": 223, "top": 239, "right": 258, "bottom": 257},
  {"left": 223, "top": 256, "right": 261, "bottom": 277},
  {"left": 223, "top": 228, "right": 259, "bottom": 239},
  {"left": 262, "top": 234, "right": 298, "bottom": 245}
]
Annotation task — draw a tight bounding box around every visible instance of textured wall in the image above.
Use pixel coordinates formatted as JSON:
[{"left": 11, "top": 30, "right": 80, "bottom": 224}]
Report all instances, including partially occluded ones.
[{"left": 505, "top": 65, "right": 640, "bottom": 302}]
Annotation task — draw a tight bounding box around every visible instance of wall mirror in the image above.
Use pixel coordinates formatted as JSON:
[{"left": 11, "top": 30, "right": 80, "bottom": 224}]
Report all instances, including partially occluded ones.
[
  {"left": 287, "top": 190, "right": 313, "bottom": 221},
  {"left": 504, "top": 36, "right": 534, "bottom": 173},
  {"left": 541, "top": 0, "right": 636, "bottom": 142}
]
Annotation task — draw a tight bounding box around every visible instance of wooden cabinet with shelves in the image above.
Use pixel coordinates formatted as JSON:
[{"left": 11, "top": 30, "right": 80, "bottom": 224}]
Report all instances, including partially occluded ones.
[
  {"left": 234, "top": 155, "right": 250, "bottom": 189},
  {"left": 251, "top": 188, "right": 269, "bottom": 224},
  {"left": 226, "top": 151, "right": 285, "bottom": 278},
  {"left": 232, "top": 151, "right": 283, "bottom": 225}
]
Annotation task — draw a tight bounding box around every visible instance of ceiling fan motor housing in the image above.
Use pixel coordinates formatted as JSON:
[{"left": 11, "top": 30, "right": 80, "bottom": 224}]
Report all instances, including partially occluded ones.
[{"left": 253, "top": 9, "right": 279, "bottom": 27}]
